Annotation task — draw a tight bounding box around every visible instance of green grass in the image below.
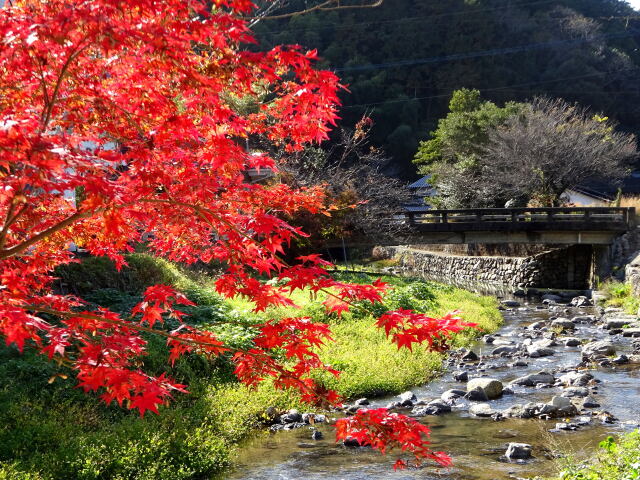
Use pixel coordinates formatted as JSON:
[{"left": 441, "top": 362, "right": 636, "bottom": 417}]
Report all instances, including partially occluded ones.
[
  {"left": 600, "top": 280, "right": 640, "bottom": 315},
  {"left": 1, "top": 255, "right": 501, "bottom": 479},
  {"left": 545, "top": 431, "right": 640, "bottom": 480}
]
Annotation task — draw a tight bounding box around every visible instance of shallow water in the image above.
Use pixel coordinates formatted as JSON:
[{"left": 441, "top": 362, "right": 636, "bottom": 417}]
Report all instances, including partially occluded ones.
[{"left": 224, "top": 297, "right": 640, "bottom": 480}]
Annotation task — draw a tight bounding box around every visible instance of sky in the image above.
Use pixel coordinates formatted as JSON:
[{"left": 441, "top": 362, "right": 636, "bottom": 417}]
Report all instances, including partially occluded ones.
[{"left": 627, "top": 0, "right": 640, "bottom": 9}]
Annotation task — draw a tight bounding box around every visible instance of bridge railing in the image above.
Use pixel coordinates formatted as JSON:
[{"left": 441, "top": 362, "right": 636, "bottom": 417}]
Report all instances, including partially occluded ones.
[{"left": 403, "top": 207, "right": 636, "bottom": 228}]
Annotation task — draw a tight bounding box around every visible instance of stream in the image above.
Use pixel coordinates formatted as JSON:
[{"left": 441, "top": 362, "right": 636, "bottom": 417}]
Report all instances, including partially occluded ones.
[{"left": 224, "top": 290, "right": 640, "bottom": 480}]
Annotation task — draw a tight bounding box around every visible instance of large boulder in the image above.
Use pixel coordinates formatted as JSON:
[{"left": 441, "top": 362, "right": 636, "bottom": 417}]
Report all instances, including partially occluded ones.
[
  {"left": 464, "top": 386, "right": 489, "bottom": 402},
  {"left": 467, "top": 378, "right": 503, "bottom": 399},
  {"left": 582, "top": 341, "right": 616, "bottom": 359}
]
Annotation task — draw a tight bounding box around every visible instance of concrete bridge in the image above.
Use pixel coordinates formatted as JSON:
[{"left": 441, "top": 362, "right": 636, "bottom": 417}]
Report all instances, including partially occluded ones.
[
  {"left": 359, "top": 207, "right": 638, "bottom": 290},
  {"left": 402, "top": 207, "right": 636, "bottom": 245}
]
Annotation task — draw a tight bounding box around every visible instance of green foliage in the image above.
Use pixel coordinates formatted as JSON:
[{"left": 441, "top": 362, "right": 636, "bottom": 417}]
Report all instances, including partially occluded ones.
[
  {"left": 413, "top": 88, "right": 526, "bottom": 173},
  {"left": 546, "top": 431, "right": 640, "bottom": 480},
  {"left": 255, "top": 0, "right": 640, "bottom": 176},
  {"left": 601, "top": 280, "right": 640, "bottom": 315},
  {"left": 5, "top": 257, "right": 501, "bottom": 478}
]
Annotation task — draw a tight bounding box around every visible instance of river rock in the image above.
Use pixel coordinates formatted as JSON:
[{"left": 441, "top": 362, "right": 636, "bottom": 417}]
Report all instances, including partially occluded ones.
[
  {"left": 551, "top": 318, "right": 575, "bottom": 331},
  {"left": 441, "top": 389, "right": 466, "bottom": 404},
  {"left": 527, "top": 345, "right": 555, "bottom": 357},
  {"left": 570, "top": 296, "right": 591, "bottom": 307},
  {"left": 503, "top": 404, "right": 533, "bottom": 419},
  {"left": 505, "top": 442, "right": 533, "bottom": 460},
  {"left": 311, "top": 429, "right": 323, "bottom": 440},
  {"left": 501, "top": 300, "right": 521, "bottom": 307},
  {"left": 563, "top": 337, "right": 581, "bottom": 347},
  {"left": 582, "top": 396, "right": 601, "bottom": 408},
  {"left": 551, "top": 396, "right": 572, "bottom": 409},
  {"left": 454, "top": 370, "right": 469, "bottom": 382},
  {"left": 622, "top": 328, "right": 640, "bottom": 338},
  {"left": 302, "top": 413, "right": 326, "bottom": 424},
  {"left": 558, "top": 371, "right": 593, "bottom": 387},
  {"left": 582, "top": 341, "right": 616, "bottom": 359},
  {"left": 343, "top": 436, "right": 362, "bottom": 447},
  {"left": 398, "top": 391, "right": 417, "bottom": 406},
  {"left": 528, "top": 321, "right": 547, "bottom": 330},
  {"left": 467, "top": 378, "right": 503, "bottom": 399},
  {"left": 561, "top": 386, "right": 589, "bottom": 397},
  {"left": 281, "top": 409, "right": 302, "bottom": 423},
  {"left": 461, "top": 350, "right": 479, "bottom": 361},
  {"left": 605, "top": 318, "right": 633, "bottom": 329},
  {"left": 532, "top": 338, "right": 556, "bottom": 348},
  {"left": 612, "top": 354, "right": 629, "bottom": 364},
  {"left": 464, "top": 386, "right": 489, "bottom": 402},
  {"left": 511, "top": 371, "right": 555, "bottom": 386},
  {"left": 469, "top": 403, "right": 497, "bottom": 417},
  {"left": 412, "top": 400, "right": 452, "bottom": 416},
  {"left": 572, "top": 315, "right": 597, "bottom": 324},
  {"left": 492, "top": 345, "right": 519, "bottom": 356},
  {"left": 354, "top": 398, "right": 370, "bottom": 406}
]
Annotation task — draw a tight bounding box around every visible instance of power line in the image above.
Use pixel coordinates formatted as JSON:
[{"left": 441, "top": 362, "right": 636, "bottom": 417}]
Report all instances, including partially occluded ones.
[
  {"left": 334, "top": 28, "right": 640, "bottom": 73},
  {"left": 341, "top": 67, "right": 640, "bottom": 109},
  {"left": 254, "top": 0, "right": 561, "bottom": 35}
]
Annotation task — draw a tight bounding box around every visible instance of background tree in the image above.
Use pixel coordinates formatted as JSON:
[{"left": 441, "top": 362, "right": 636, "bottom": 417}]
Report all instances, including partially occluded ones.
[
  {"left": 413, "top": 89, "right": 526, "bottom": 208},
  {"left": 277, "top": 117, "right": 412, "bottom": 254},
  {"left": 481, "top": 97, "right": 638, "bottom": 206},
  {"left": 254, "top": 0, "right": 640, "bottom": 177}
]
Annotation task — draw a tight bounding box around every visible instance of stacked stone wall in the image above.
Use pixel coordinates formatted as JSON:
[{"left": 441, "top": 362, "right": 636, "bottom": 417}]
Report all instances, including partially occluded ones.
[{"left": 373, "top": 245, "right": 591, "bottom": 289}]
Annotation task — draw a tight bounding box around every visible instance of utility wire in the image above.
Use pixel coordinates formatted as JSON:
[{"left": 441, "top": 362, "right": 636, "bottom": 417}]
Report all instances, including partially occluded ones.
[
  {"left": 254, "top": 0, "right": 561, "bottom": 35},
  {"left": 334, "top": 28, "right": 640, "bottom": 73},
  {"left": 341, "top": 67, "right": 640, "bottom": 109}
]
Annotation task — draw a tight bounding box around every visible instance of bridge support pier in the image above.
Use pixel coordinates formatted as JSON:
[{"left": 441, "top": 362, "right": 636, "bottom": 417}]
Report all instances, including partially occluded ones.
[{"left": 591, "top": 244, "right": 613, "bottom": 288}]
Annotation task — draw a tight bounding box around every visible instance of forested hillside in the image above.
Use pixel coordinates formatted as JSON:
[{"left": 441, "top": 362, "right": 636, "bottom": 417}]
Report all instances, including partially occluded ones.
[{"left": 254, "top": 0, "right": 640, "bottom": 177}]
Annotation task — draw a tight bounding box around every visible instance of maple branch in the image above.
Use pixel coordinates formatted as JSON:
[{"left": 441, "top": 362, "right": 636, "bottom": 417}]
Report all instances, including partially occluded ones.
[
  {"left": 0, "top": 211, "right": 89, "bottom": 260},
  {"left": 23, "top": 304, "right": 336, "bottom": 405},
  {"left": 250, "top": 0, "right": 384, "bottom": 21},
  {"left": 22, "top": 304, "right": 233, "bottom": 352},
  {"left": 0, "top": 200, "right": 28, "bottom": 250},
  {"left": 41, "top": 41, "right": 90, "bottom": 129},
  {"left": 140, "top": 198, "right": 363, "bottom": 311}
]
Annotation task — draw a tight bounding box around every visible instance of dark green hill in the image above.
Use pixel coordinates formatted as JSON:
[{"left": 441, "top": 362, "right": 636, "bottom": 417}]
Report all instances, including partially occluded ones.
[{"left": 253, "top": 0, "right": 640, "bottom": 177}]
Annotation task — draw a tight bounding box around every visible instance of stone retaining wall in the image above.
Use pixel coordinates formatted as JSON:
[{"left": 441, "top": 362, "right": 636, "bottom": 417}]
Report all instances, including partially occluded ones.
[{"left": 373, "top": 245, "right": 592, "bottom": 289}]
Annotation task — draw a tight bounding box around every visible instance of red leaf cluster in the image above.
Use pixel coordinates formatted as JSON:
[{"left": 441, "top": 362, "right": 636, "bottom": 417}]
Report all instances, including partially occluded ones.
[
  {"left": 0, "top": 0, "right": 472, "bottom": 468},
  {"left": 376, "top": 310, "right": 478, "bottom": 352},
  {"left": 335, "top": 408, "right": 453, "bottom": 469}
]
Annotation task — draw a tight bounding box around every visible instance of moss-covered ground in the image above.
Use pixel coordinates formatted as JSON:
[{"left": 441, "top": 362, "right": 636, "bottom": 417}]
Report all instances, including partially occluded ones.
[{"left": 0, "top": 254, "right": 501, "bottom": 479}]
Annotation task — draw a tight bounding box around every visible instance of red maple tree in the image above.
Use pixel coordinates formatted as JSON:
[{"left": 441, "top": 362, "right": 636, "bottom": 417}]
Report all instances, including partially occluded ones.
[{"left": 0, "top": 0, "right": 473, "bottom": 468}]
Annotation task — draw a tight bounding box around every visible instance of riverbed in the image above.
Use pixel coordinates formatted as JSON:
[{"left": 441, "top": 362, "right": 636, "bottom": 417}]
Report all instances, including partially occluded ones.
[{"left": 224, "top": 293, "right": 640, "bottom": 480}]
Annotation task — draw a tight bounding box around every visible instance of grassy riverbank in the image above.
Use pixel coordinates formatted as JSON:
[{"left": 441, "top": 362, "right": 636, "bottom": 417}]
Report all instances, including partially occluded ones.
[
  {"left": 0, "top": 255, "right": 501, "bottom": 479},
  {"left": 545, "top": 430, "right": 640, "bottom": 480},
  {"left": 600, "top": 280, "right": 640, "bottom": 315}
]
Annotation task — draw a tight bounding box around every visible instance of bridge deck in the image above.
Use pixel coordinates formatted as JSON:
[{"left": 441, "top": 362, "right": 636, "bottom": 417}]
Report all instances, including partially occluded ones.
[{"left": 405, "top": 207, "right": 635, "bottom": 233}]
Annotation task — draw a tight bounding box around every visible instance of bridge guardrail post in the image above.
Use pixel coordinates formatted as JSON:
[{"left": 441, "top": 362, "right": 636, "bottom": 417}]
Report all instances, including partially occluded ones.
[{"left": 442, "top": 211, "right": 448, "bottom": 224}]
